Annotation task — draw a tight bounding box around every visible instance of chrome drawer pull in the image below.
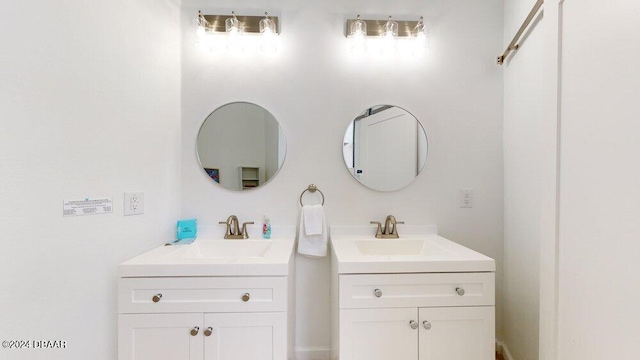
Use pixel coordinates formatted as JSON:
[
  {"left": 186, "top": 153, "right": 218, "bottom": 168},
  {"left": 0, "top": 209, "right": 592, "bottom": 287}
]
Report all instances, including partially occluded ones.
[
  {"left": 455, "top": 287, "right": 465, "bottom": 296},
  {"left": 409, "top": 320, "right": 419, "bottom": 330},
  {"left": 374, "top": 289, "right": 382, "bottom": 298},
  {"left": 423, "top": 321, "right": 432, "bottom": 330}
]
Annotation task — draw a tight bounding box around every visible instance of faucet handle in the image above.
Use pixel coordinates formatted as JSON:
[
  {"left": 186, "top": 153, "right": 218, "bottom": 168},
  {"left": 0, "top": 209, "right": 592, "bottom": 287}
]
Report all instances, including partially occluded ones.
[
  {"left": 390, "top": 221, "right": 405, "bottom": 235},
  {"left": 219, "top": 221, "right": 231, "bottom": 235},
  {"left": 370, "top": 221, "right": 383, "bottom": 238},
  {"left": 241, "top": 222, "right": 255, "bottom": 239}
]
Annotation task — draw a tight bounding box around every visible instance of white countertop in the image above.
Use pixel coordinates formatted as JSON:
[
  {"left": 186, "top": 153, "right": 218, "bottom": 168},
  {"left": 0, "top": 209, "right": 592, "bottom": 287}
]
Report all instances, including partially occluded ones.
[
  {"left": 330, "top": 225, "right": 495, "bottom": 274},
  {"left": 119, "top": 226, "right": 296, "bottom": 277}
]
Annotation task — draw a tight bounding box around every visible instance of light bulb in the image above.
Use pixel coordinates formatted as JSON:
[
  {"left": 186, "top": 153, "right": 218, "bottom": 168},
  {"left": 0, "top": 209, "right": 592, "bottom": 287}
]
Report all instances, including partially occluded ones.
[
  {"left": 380, "top": 16, "right": 398, "bottom": 55},
  {"left": 195, "top": 11, "right": 209, "bottom": 38},
  {"left": 196, "top": 26, "right": 206, "bottom": 38},
  {"left": 194, "top": 11, "right": 211, "bottom": 50},
  {"left": 225, "top": 12, "right": 244, "bottom": 54},
  {"left": 411, "top": 17, "right": 429, "bottom": 57},
  {"left": 349, "top": 15, "right": 367, "bottom": 54},
  {"left": 260, "top": 13, "right": 278, "bottom": 53}
]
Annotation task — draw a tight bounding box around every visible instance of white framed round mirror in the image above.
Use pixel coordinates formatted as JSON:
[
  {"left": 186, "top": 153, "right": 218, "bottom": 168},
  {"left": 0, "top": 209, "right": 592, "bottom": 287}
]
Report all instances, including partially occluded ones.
[
  {"left": 197, "top": 102, "right": 286, "bottom": 191},
  {"left": 342, "top": 105, "right": 428, "bottom": 191}
]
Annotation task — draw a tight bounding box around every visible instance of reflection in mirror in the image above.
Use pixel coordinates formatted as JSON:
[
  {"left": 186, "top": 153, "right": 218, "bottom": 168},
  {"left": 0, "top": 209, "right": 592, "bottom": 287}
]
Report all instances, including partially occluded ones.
[
  {"left": 197, "top": 102, "right": 286, "bottom": 191},
  {"left": 343, "top": 105, "right": 428, "bottom": 191}
]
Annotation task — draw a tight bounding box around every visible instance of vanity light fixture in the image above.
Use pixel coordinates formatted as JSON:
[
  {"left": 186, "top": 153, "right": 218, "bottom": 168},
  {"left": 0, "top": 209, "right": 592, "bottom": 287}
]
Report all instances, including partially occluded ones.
[
  {"left": 225, "top": 12, "right": 244, "bottom": 54},
  {"left": 345, "top": 15, "right": 429, "bottom": 57},
  {"left": 349, "top": 15, "right": 367, "bottom": 54},
  {"left": 195, "top": 11, "right": 210, "bottom": 39},
  {"left": 259, "top": 12, "right": 278, "bottom": 53},
  {"left": 411, "top": 16, "right": 429, "bottom": 57},
  {"left": 194, "top": 11, "right": 213, "bottom": 52},
  {"left": 194, "top": 11, "right": 280, "bottom": 55},
  {"left": 380, "top": 16, "right": 398, "bottom": 55}
]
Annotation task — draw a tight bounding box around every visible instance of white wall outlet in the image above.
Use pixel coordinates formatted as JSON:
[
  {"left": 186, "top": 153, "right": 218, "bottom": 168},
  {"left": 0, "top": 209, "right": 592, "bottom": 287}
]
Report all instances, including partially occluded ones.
[
  {"left": 124, "top": 192, "right": 144, "bottom": 216},
  {"left": 460, "top": 189, "right": 474, "bottom": 208}
]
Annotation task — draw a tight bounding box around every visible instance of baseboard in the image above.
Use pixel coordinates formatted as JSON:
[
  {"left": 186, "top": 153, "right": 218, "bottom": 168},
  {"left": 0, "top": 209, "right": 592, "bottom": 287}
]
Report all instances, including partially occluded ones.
[
  {"left": 497, "top": 341, "right": 515, "bottom": 360},
  {"left": 294, "top": 346, "right": 331, "bottom": 360},
  {"left": 298, "top": 344, "right": 512, "bottom": 360}
]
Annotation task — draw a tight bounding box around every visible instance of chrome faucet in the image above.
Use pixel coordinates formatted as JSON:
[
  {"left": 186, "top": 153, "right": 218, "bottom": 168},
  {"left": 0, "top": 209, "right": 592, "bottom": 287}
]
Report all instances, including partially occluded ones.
[
  {"left": 370, "top": 215, "right": 405, "bottom": 239},
  {"left": 219, "top": 215, "right": 254, "bottom": 239}
]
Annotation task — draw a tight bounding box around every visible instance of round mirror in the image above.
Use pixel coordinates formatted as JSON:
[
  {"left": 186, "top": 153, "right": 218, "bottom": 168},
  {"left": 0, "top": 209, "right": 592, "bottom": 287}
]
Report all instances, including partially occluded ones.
[
  {"left": 197, "top": 102, "right": 286, "bottom": 191},
  {"left": 342, "top": 105, "right": 428, "bottom": 191}
]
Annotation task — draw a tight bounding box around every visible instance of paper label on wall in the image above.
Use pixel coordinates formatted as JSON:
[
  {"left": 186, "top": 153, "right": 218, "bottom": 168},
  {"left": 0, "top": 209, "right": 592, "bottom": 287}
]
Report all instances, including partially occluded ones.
[{"left": 63, "top": 198, "right": 113, "bottom": 217}]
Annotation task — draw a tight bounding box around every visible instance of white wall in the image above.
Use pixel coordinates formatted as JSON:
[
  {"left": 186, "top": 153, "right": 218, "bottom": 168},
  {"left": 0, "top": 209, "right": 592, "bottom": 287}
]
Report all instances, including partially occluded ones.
[
  {"left": 502, "top": 1, "right": 544, "bottom": 359},
  {"left": 181, "top": 0, "right": 505, "bottom": 355},
  {"left": 557, "top": 1, "right": 640, "bottom": 358},
  {"left": 0, "top": 1, "right": 181, "bottom": 359}
]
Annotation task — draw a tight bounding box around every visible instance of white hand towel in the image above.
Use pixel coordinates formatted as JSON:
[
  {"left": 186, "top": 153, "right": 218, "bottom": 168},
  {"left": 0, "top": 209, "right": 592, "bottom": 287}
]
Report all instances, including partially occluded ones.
[
  {"left": 303, "top": 204, "right": 324, "bottom": 236},
  {"left": 297, "top": 205, "right": 327, "bottom": 257}
]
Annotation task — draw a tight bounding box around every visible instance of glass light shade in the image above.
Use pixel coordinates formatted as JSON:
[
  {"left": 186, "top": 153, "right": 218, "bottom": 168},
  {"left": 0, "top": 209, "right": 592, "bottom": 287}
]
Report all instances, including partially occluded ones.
[
  {"left": 195, "top": 20, "right": 207, "bottom": 39},
  {"left": 259, "top": 16, "right": 277, "bottom": 34},
  {"left": 225, "top": 15, "right": 244, "bottom": 54},
  {"left": 225, "top": 16, "right": 241, "bottom": 33},
  {"left": 380, "top": 18, "right": 398, "bottom": 55},
  {"left": 349, "top": 17, "right": 367, "bottom": 54},
  {"left": 260, "top": 15, "right": 278, "bottom": 53},
  {"left": 411, "top": 18, "right": 429, "bottom": 56},
  {"left": 194, "top": 12, "right": 212, "bottom": 52}
]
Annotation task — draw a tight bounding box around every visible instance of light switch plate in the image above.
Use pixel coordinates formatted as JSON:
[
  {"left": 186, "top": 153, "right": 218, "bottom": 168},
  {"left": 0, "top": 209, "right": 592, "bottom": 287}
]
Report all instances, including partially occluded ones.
[{"left": 124, "top": 192, "right": 144, "bottom": 216}]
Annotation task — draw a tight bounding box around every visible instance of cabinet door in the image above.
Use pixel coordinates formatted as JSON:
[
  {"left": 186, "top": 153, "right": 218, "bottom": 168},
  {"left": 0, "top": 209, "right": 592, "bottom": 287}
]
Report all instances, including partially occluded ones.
[
  {"left": 340, "top": 308, "right": 419, "bottom": 360},
  {"left": 204, "top": 312, "right": 285, "bottom": 360},
  {"left": 118, "top": 313, "right": 203, "bottom": 360},
  {"left": 418, "top": 306, "right": 495, "bottom": 360}
]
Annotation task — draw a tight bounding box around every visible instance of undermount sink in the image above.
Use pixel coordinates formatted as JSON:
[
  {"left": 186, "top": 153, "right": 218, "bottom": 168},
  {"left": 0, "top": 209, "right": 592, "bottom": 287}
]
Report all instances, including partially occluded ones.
[
  {"left": 330, "top": 225, "right": 495, "bottom": 274},
  {"left": 180, "top": 240, "right": 272, "bottom": 259}
]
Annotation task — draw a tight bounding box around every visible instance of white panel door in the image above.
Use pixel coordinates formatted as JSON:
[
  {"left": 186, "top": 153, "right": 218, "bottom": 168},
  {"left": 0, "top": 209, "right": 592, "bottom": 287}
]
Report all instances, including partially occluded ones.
[
  {"left": 118, "top": 313, "right": 203, "bottom": 360},
  {"left": 340, "top": 308, "right": 419, "bottom": 360},
  {"left": 204, "top": 312, "right": 285, "bottom": 360},
  {"left": 354, "top": 107, "right": 418, "bottom": 190},
  {"left": 418, "top": 306, "right": 495, "bottom": 360}
]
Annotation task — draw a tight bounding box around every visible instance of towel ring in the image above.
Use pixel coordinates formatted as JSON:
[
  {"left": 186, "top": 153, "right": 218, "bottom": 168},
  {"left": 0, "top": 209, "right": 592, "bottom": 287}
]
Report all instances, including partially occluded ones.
[{"left": 300, "top": 184, "right": 325, "bottom": 206}]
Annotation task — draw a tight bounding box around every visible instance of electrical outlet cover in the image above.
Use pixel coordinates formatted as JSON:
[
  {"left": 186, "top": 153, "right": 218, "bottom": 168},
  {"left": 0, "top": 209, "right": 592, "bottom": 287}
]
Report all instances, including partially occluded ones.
[
  {"left": 124, "top": 192, "right": 144, "bottom": 216},
  {"left": 460, "top": 189, "right": 473, "bottom": 208}
]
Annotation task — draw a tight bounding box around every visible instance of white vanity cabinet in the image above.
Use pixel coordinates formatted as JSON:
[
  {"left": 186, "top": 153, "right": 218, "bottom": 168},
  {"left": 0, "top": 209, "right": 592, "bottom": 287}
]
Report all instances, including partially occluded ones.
[
  {"left": 117, "top": 237, "right": 296, "bottom": 360},
  {"left": 417, "top": 306, "right": 494, "bottom": 360},
  {"left": 119, "top": 313, "right": 204, "bottom": 360},
  {"left": 118, "top": 276, "right": 292, "bottom": 360},
  {"left": 329, "top": 227, "right": 496, "bottom": 360},
  {"left": 332, "top": 272, "right": 495, "bottom": 360},
  {"left": 119, "top": 312, "right": 285, "bottom": 360}
]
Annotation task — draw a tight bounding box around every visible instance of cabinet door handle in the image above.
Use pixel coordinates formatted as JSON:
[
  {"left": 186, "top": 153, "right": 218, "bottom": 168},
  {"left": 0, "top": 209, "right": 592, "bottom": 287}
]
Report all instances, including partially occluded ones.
[
  {"left": 455, "top": 287, "right": 465, "bottom": 296},
  {"left": 374, "top": 289, "right": 382, "bottom": 298},
  {"left": 204, "top": 327, "right": 213, "bottom": 337},
  {"left": 190, "top": 327, "right": 200, "bottom": 336},
  {"left": 409, "top": 320, "right": 419, "bottom": 330},
  {"left": 423, "top": 321, "right": 432, "bottom": 330},
  {"left": 242, "top": 293, "right": 250, "bottom": 302},
  {"left": 152, "top": 293, "right": 163, "bottom": 303}
]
